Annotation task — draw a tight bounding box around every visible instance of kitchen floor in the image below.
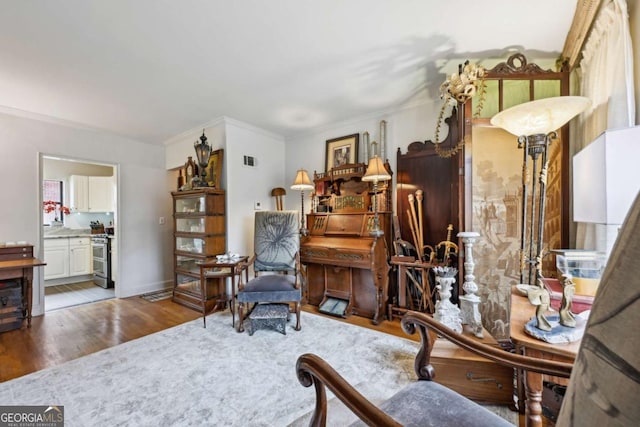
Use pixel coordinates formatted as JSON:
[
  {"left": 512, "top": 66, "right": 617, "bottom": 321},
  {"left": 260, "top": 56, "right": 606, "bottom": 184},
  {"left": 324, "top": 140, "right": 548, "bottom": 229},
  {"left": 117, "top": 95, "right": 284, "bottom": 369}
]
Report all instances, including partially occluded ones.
[{"left": 44, "top": 281, "right": 115, "bottom": 311}]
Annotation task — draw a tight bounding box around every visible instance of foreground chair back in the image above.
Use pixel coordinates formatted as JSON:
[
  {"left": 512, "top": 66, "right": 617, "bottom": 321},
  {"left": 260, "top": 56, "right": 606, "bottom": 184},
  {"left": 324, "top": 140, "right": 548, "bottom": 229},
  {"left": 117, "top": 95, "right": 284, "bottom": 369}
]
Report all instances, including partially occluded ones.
[
  {"left": 297, "top": 193, "right": 640, "bottom": 426},
  {"left": 237, "top": 210, "right": 302, "bottom": 333}
]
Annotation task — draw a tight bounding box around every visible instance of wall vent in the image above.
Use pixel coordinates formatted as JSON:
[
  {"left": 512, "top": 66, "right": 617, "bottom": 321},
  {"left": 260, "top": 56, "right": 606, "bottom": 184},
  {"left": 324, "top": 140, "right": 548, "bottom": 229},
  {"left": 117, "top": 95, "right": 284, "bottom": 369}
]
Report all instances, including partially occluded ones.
[{"left": 243, "top": 155, "right": 256, "bottom": 167}]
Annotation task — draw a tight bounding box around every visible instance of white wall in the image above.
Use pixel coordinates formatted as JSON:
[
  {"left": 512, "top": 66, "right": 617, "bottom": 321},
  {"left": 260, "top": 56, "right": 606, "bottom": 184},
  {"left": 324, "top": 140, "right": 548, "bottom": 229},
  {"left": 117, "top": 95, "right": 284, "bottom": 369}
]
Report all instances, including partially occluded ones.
[
  {"left": 284, "top": 99, "right": 442, "bottom": 215},
  {"left": 225, "top": 118, "right": 286, "bottom": 256},
  {"left": 0, "top": 111, "right": 171, "bottom": 315},
  {"left": 165, "top": 118, "right": 226, "bottom": 170},
  {"left": 164, "top": 117, "right": 286, "bottom": 257}
]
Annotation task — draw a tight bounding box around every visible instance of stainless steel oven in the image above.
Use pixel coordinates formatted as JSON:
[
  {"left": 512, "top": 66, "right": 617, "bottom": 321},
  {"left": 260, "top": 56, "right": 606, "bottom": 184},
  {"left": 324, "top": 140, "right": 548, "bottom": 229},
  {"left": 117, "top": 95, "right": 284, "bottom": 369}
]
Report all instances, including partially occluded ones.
[{"left": 92, "top": 235, "right": 113, "bottom": 288}]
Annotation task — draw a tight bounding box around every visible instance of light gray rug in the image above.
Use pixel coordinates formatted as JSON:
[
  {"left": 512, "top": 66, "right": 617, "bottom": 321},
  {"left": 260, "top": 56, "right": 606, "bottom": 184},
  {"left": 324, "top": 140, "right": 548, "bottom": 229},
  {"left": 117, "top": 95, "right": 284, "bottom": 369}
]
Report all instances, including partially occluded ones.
[{"left": 0, "top": 311, "right": 516, "bottom": 426}]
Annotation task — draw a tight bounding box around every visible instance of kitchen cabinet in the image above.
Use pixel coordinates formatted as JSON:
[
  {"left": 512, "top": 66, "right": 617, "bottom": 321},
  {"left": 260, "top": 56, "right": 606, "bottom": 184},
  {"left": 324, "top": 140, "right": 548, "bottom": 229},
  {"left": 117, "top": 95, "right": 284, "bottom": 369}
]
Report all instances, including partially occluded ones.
[
  {"left": 69, "top": 175, "right": 114, "bottom": 212},
  {"left": 69, "top": 175, "right": 89, "bottom": 212},
  {"left": 172, "top": 188, "right": 226, "bottom": 311},
  {"left": 69, "top": 237, "right": 91, "bottom": 276},
  {"left": 44, "top": 237, "right": 91, "bottom": 281},
  {"left": 43, "top": 239, "right": 70, "bottom": 280}
]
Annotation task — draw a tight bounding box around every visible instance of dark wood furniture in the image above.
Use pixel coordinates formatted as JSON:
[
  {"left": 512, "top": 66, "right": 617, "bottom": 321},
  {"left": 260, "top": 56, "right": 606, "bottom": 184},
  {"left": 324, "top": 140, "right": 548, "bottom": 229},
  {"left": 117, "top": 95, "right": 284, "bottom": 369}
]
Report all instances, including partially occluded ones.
[
  {"left": 297, "top": 310, "right": 572, "bottom": 426},
  {"left": 0, "top": 244, "right": 46, "bottom": 331},
  {"left": 197, "top": 255, "right": 248, "bottom": 328},
  {"left": 510, "top": 291, "right": 579, "bottom": 426},
  {"left": 396, "top": 107, "right": 464, "bottom": 260},
  {"left": 171, "top": 188, "right": 226, "bottom": 312},
  {"left": 301, "top": 212, "right": 391, "bottom": 324},
  {"left": 302, "top": 161, "right": 393, "bottom": 324},
  {"left": 388, "top": 255, "right": 439, "bottom": 318}
]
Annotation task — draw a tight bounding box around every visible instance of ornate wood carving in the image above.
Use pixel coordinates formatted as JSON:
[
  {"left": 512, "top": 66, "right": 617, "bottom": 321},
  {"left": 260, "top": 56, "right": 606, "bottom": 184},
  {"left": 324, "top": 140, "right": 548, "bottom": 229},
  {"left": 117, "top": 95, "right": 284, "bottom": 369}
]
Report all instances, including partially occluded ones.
[{"left": 487, "top": 53, "right": 555, "bottom": 76}]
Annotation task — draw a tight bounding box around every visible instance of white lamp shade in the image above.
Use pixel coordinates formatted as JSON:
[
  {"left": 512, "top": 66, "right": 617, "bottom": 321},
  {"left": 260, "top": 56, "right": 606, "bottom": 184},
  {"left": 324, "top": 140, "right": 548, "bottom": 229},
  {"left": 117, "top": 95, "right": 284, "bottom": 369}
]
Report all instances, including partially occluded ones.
[
  {"left": 362, "top": 156, "right": 391, "bottom": 182},
  {"left": 490, "top": 96, "right": 591, "bottom": 136},
  {"left": 291, "top": 169, "right": 314, "bottom": 191},
  {"left": 573, "top": 125, "right": 640, "bottom": 225}
]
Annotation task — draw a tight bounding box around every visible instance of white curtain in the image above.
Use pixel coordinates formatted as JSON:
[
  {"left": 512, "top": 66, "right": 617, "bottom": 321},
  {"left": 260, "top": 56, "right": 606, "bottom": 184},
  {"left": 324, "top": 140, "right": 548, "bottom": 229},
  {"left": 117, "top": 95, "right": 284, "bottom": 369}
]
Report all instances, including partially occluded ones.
[{"left": 574, "top": 0, "right": 636, "bottom": 252}]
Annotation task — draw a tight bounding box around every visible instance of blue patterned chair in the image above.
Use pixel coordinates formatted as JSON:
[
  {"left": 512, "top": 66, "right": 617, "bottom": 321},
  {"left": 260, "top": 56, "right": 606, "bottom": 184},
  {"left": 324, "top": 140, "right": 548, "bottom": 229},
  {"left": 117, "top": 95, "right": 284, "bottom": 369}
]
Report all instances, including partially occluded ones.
[{"left": 236, "top": 211, "right": 302, "bottom": 333}]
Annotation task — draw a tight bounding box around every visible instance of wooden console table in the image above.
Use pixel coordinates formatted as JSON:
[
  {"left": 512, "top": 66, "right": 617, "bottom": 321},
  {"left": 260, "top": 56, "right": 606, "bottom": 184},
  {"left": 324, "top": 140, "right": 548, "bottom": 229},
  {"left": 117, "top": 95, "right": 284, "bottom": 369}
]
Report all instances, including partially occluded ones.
[
  {"left": 510, "top": 291, "right": 580, "bottom": 427},
  {"left": 0, "top": 244, "right": 46, "bottom": 329}
]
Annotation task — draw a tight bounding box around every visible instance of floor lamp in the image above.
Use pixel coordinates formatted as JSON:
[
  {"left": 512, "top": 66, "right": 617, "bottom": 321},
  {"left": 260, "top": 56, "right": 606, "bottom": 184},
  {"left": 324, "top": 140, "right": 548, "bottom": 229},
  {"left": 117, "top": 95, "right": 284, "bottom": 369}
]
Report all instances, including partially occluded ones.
[
  {"left": 291, "top": 168, "right": 314, "bottom": 235},
  {"left": 362, "top": 155, "right": 391, "bottom": 237},
  {"left": 491, "top": 96, "right": 590, "bottom": 287}
]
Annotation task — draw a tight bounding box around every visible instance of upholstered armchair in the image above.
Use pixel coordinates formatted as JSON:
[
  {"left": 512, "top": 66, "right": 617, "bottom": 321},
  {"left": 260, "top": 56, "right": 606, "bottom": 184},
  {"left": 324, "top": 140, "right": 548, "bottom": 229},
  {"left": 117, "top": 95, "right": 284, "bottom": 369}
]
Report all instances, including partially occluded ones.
[
  {"left": 297, "top": 194, "right": 640, "bottom": 426},
  {"left": 236, "top": 210, "right": 302, "bottom": 333}
]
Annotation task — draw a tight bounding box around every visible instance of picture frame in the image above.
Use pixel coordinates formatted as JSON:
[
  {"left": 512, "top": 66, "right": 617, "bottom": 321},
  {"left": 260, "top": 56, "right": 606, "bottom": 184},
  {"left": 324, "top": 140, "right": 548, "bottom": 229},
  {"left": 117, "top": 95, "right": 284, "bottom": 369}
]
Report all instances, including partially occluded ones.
[
  {"left": 205, "top": 149, "right": 224, "bottom": 189},
  {"left": 325, "top": 134, "right": 359, "bottom": 172}
]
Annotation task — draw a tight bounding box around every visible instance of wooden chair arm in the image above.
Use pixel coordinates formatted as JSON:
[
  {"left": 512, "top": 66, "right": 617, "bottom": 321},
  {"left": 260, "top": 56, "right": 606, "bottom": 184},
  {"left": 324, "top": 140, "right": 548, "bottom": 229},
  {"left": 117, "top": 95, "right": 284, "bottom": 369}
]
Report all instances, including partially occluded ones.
[
  {"left": 296, "top": 353, "right": 402, "bottom": 427},
  {"left": 401, "top": 311, "right": 574, "bottom": 378},
  {"left": 236, "top": 255, "right": 256, "bottom": 288}
]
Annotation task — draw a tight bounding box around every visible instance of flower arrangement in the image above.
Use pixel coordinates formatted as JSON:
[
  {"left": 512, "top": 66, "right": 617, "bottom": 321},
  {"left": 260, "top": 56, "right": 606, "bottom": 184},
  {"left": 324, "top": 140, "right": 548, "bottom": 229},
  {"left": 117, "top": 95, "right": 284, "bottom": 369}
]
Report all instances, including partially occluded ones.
[
  {"left": 433, "top": 61, "right": 486, "bottom": 158},
  {"left": 43, "top": 200, "right": 70, "bottom": 220}
]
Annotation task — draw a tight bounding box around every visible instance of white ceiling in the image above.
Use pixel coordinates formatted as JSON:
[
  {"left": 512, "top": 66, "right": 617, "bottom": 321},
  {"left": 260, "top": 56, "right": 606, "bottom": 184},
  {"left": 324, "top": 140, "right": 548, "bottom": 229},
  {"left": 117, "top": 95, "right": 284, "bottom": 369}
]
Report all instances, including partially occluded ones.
[{"left": 0, "top": 0, "right": 577, "bottom": 145}]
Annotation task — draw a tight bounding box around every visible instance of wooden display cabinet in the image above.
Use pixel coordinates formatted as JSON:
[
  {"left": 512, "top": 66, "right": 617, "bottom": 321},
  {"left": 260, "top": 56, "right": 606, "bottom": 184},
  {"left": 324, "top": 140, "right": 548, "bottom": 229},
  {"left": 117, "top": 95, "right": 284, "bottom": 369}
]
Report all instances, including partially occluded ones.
[{"left": 171, "top": 188, "right": 226, "bottom": 311}]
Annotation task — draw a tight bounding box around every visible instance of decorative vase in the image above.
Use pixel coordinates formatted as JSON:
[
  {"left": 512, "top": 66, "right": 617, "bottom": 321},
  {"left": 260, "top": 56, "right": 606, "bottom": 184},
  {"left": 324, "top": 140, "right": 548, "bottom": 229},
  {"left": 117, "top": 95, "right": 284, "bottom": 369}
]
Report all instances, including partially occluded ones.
[{"left": 433, "top": 266, "right": 462, "bottom": 333}]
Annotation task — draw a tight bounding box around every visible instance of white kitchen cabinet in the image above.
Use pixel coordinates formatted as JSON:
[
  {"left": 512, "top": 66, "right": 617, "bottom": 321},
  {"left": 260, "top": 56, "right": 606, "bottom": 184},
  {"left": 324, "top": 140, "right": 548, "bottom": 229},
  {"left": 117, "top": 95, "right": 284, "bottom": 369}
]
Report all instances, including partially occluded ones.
[
  {"left": 88, "top": 176, "right": 114, "bottom": 212},
  {"left": 44, "top": 237, "right": 92, "bottom": 282},
  {"left": 69, "top": 175, "right": 114, "bottom": 212},
  {"left": 69, "top": 175, "right": 89, "bottom": 212},
  {"left": 44, "top": 238, "right": 70, "bottom": 280},
  {"left": 69, "top": 237, "right": 92, "bottom": 276}
]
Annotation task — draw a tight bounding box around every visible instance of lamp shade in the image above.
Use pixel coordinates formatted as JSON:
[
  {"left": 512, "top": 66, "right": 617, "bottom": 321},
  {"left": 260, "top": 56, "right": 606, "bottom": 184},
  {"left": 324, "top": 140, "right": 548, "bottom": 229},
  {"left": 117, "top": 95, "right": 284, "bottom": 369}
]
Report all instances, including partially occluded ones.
[
  {"left": 291, "top": 169, "right": 314, "bottom": 190},
  {"left": 573, "top": 125, "right": 640, "bottom": 225},
  {"left": 490, "top": 96, "right": 591, "bottom": 136},
  {"left": 362, "top": 156, "right": 391, "bottom": 182}
]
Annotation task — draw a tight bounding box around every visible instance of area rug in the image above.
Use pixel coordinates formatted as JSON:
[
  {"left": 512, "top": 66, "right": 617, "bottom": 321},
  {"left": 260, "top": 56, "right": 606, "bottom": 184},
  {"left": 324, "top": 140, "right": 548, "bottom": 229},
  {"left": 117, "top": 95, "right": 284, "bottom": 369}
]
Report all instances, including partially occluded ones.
[
  {"left": 0, "top": 311, "right": 515, "bottom": 426},
  {"left": 139, "top": 289, "right": 173, "bottom": 302}
]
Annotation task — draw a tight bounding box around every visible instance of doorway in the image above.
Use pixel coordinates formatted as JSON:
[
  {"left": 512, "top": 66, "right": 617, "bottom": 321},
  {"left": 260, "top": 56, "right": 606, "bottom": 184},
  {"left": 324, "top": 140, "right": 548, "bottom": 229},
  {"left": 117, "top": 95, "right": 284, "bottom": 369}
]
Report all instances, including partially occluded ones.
[{"left": 41, "top": 156, "right": 118, "bottom": 312}]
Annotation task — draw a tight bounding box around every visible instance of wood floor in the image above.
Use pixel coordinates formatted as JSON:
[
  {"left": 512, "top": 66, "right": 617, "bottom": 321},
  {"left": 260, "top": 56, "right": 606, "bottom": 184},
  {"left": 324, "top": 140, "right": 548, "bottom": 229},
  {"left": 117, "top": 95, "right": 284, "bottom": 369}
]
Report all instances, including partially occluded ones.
[{"left": 0, "top": 297, "right": 413, "bottom": 383}]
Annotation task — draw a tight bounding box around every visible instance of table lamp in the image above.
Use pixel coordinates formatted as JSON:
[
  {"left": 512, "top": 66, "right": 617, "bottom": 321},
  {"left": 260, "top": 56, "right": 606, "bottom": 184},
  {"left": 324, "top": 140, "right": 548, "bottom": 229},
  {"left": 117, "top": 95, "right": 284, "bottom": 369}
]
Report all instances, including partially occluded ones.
[
  {"left": 362, "top": 155, "right": 391, "bottom": 237},
  {"left": 573, "top": 125, "right": 640, "bottom": 255},
  {"left": 291, "top": 169, "right": 314, "bottom": 235}
]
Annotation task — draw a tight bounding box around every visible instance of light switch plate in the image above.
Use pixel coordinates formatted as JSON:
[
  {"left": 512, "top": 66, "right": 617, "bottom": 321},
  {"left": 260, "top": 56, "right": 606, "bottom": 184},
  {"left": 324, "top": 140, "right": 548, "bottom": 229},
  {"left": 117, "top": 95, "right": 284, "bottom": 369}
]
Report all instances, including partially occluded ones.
[{"left": 254, "top": 201, "right": 262, "bottom": 210}]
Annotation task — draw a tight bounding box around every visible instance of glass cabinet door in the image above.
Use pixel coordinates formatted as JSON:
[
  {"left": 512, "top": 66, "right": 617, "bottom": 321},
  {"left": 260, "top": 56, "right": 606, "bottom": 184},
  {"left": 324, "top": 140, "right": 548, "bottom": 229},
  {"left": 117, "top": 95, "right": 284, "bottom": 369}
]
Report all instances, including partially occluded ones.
[
  {"left": 176, "top": 217, "right": 205, "bottom": 233},
  {"left": 176, "top": 236, "right": 206, "bottom": 254},
  {"left": 175, "top": 195, "right": 205, "bottom": 213},
  {"left": 175, "top": 255, "right": 201, "bottom": 275}
]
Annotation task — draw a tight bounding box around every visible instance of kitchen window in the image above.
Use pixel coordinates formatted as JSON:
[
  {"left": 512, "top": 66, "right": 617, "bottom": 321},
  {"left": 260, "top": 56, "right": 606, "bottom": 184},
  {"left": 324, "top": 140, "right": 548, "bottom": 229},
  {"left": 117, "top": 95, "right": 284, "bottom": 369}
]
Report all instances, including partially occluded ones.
[{"left": 43, "top": 180, "right": 64, "bottom": 225}]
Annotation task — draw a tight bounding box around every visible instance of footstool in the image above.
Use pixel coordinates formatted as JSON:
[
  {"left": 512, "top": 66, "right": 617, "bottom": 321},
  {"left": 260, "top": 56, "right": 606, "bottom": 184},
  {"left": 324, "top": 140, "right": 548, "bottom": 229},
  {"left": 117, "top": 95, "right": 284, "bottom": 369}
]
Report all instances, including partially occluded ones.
[{"left": 247, "top": 303, "right": 290, "bottom": 336}]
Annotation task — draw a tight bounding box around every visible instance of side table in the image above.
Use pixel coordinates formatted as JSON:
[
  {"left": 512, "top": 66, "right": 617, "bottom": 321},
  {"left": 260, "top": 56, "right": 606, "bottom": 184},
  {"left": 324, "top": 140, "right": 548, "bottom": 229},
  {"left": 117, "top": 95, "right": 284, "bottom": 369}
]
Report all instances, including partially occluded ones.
[
  {"left": 198, "top": 255, "right": 249, "bottom": 328},
  {"left": 510, "top": 291, "right": 580, "bottom": 427},
  {"left": 0, "top": 244, "right": 46, "bottom": 331}
]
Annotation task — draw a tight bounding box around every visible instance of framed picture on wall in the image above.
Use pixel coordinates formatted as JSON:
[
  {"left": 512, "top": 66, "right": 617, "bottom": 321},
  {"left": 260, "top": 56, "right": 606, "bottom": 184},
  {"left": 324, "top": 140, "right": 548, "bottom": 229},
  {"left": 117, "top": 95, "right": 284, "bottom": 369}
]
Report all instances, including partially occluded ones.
[
  {"left": 325, "top": 134, "right": 359, "bottom": 172},
  {"left": 205, "top": 149, "right": 224, "bottom": 189}
]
